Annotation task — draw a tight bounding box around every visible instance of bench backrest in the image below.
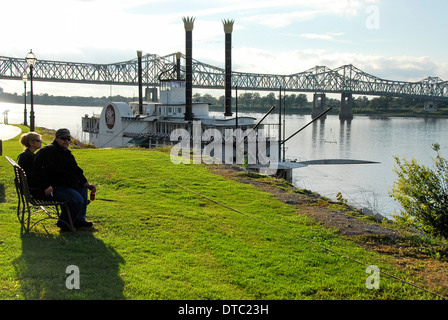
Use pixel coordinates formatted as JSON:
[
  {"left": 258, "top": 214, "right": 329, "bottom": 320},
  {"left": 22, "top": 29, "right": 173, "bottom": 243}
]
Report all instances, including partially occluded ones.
[{"left": 5, "top": 156, "right": 33, "bottom": 203}]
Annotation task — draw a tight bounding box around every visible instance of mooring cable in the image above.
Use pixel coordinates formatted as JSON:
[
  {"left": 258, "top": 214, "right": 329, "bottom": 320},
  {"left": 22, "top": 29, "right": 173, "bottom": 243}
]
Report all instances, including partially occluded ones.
[{"left": 176, "top": 184, "right": 447, "bottom": 300}]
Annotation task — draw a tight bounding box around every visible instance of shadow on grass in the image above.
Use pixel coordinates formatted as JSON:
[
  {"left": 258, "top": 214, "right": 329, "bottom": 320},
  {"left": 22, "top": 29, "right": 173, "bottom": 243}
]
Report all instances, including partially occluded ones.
[{"left": 13, "top": 229, "right": 125, "bottom": 300}]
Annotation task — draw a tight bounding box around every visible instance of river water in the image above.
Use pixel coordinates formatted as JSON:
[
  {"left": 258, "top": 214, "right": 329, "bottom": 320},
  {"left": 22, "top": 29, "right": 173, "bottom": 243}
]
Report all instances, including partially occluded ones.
[{"left": 2, "top": 102, "right": 447, "bottom": 219}]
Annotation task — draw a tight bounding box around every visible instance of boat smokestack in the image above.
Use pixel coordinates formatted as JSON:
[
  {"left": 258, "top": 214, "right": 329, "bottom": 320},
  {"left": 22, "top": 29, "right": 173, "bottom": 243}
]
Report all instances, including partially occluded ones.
[
  {"left": 176, "top": 51, "right": 182, "bottom": 80},
  {"left": 137, "top": 50, "right": 143, "bottom": 115},
  {"left": 183, "top": 17, "right": 195, "bottom": 121},
  {"left": 223, "top": 19, "right": 234, "bottom": 117}
]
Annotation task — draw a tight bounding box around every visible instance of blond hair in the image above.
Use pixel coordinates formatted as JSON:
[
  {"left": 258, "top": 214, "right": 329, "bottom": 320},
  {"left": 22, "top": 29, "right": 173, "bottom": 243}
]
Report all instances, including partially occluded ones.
[{"left": 19, "top": 132, "right": 41, "bottom": 148}]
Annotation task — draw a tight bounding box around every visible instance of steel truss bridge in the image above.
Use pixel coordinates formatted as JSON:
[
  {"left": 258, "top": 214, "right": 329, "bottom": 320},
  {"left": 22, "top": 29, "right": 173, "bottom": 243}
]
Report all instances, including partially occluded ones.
[{"left": 1, "top": 52, "right": 448, "bottom": 102}]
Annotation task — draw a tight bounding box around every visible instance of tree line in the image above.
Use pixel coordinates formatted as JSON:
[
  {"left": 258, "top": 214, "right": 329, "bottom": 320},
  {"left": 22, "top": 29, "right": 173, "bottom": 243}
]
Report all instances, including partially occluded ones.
[
  {"left": 197, "top": 92, "right": 448, "bottom": 113},
  {"left": 0, "top": 91, "right": 132, "bottom": 106},
  {"left": 1, "top": 88, "right": 447, "bottom": 114}
]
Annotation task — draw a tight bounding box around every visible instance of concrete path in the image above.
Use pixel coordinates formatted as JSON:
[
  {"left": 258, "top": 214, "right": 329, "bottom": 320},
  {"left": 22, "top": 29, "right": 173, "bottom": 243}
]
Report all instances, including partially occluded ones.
[{"left": 0, "top": 124, "right": 22, "bottom": 141}]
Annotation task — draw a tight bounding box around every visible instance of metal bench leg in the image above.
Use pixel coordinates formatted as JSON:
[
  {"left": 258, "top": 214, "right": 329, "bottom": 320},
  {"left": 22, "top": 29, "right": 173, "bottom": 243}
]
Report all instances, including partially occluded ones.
[
  {"left": 63, "top": 205, "right": 75, "bottom": 232},
  {"left": 57, "top": 204, "right": 75, "bottom": 232},
  {"left": 25, "top": 204, "right": 32, "bottom": 233}
]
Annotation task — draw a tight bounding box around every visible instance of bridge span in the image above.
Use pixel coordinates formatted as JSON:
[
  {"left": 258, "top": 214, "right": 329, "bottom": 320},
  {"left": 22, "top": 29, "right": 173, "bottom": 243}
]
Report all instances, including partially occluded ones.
[{"left": 1, "top": 52, "right": 447, "bottom": 120}]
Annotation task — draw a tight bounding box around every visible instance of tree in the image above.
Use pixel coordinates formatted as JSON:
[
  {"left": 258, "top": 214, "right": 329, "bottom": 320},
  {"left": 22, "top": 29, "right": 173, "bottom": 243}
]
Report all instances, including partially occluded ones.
[
  {"left": 354, "top": 96, "right": 369, "bottom": 109},
  {"left": 265, "top": 92, "right": 276, "bottom": 107},
  {"left": 296, "top": 94, "right": 308, "bottom": 108},
  {"left": 202, "top": 93, "right": 217, "bottom": 105},
  {"left": 238, "top": 92, "right": 254, "bottom": 108},
  {"left": 390, "top": 143, "right": 448, "bottom": 239},
  {"left": 253, "top": 92, "right": 262, "bottom": 107},
  {"left": 193, "top": 93, "right": 202, "bottom": 102},
  {"left": 370, "top": 96, "right": 392, "bottom": 111},
  {"left": 284, "top": 94, "right": 296, "bottom": 108}
]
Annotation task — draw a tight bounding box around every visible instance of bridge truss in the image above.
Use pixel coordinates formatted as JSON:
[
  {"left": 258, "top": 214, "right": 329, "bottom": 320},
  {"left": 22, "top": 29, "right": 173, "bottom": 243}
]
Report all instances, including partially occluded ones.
[{"left": 1, "top": 53, "right": 447, "bottom": 101}]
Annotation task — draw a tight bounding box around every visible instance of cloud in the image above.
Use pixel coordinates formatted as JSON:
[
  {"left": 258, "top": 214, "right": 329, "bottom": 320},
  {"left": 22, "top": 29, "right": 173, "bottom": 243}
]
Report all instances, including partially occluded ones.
[
  {"left": 242, "top": 11, "right": 321, "bottom": 28},
  {"left": 299, "top": 33, "right": 345, "bottom": 41},
  {"left": 239, "top": 0, "right": 376, "bottom": 28},
  {"left": 0, "top": 0, "right": 379, "bottom": 61},
  {"left": 228, "top": 48, "right": 447, "bottom": 83},
  {"left": 3, "top": 0, "right": 447, "bottom": 98},
  {"left": 2, "top": 0, "right": 186, "bottom": 62}
]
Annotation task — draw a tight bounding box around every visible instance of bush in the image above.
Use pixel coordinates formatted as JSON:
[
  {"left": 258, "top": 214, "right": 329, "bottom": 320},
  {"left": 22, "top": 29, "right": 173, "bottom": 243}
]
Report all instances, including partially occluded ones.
[{"left": 390, "top": 143, "right": 448, "bottom": 239}]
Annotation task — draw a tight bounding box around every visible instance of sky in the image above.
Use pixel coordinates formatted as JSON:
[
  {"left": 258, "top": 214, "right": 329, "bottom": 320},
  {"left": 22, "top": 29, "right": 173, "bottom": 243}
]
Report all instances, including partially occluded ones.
[{"left": 1, "top": 0, "right": 448, "bottom": 98}]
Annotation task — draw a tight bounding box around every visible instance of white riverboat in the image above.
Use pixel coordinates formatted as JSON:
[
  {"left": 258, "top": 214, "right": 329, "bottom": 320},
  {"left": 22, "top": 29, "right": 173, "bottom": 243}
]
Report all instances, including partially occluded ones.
[{"left": 81, "top": 80, "right": 275, "bottom": 150}]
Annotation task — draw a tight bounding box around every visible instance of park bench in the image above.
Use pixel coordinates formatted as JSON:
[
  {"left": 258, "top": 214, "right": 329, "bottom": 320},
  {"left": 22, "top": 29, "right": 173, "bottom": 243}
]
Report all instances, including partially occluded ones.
[{"left": 4, "top": 156, "right": 74, "bottom": 233}]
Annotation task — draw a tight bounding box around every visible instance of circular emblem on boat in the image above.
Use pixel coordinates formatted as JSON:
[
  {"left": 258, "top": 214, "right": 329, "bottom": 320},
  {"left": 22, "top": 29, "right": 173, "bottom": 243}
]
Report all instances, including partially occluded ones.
[{"left": 105, "top": 105, "right": 116, "bottom": 129}]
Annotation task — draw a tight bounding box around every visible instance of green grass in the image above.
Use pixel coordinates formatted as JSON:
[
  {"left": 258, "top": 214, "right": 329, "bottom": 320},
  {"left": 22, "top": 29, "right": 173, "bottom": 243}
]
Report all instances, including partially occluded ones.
[{"left": 0, "top": 126, "right": 439, "bottom": 300}]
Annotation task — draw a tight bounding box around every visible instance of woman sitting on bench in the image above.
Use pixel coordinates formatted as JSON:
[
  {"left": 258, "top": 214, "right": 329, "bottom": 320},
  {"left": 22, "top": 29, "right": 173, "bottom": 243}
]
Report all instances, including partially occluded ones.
[
  {"left": 17, "top": 132, "right": 44, "bottom": 199},
  {"left": 17, "top": 131, "right": 43, "bottom": 178}
]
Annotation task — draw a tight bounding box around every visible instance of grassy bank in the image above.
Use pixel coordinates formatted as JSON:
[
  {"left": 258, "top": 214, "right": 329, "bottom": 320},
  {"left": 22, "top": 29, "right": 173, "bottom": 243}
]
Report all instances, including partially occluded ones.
[{"left": 0, "top": 126, "right": 444, "bottom": 300}]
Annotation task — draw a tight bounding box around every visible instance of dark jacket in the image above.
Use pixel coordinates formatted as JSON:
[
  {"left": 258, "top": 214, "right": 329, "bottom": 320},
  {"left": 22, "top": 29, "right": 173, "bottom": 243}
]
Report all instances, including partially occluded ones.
[
  {"left": 32, "top": 140, "right": 88, "bottom": 190},
  {"left": 18, "top": 149, "right": 45, "bottom": 199},
  {"left": 17, "top": 148, "right": 35, "bottom": 183}
]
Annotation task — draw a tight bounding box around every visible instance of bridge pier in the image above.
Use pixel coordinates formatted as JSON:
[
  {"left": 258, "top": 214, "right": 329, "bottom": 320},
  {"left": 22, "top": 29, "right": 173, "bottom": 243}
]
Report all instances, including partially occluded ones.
[
  {"left": 339, "top": 93, "right": 353, "bottom": 121},
  {"left": 311, "top": 93, "right": 327, "bottom": 119},
  {"left": 145, "top": 87, "right": 158, "bottom": 102}
]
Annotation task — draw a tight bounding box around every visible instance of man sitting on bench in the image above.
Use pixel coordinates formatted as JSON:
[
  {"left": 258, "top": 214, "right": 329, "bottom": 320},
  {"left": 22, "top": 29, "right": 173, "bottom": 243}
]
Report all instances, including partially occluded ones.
[{"left": 32, "top": 128, "right": 96, "bottom": 231}]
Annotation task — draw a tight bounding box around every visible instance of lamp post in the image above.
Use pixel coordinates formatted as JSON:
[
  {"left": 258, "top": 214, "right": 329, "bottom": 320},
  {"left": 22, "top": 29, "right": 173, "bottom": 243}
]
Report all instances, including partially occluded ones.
[
  {"left": 22, "top": 74, "right": 27, "bottom": 126},
  {"left": 26, "top": 50, "right": 37, "bottom": 131}
]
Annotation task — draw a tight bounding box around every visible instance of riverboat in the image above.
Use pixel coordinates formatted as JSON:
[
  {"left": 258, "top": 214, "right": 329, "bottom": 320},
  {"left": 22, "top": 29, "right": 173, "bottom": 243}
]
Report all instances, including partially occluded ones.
[
  {"left": 81, "top": 77, "right": 281, "bottom": 175},
  {"left": 81, "top": 80, "right": 272, "bottom": 149},
  {"left": 81, "top": 16, "right": 375, "bottom": 178}
]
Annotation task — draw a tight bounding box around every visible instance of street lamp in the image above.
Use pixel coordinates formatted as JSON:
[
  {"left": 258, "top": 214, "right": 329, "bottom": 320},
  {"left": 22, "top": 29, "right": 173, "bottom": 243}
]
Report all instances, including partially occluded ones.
[
  {"left": 26, "top": 49, "right": 37, "bottom": 131},
  {"left": 22, "top": 74, "right": 27, "bottom": 126}
]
